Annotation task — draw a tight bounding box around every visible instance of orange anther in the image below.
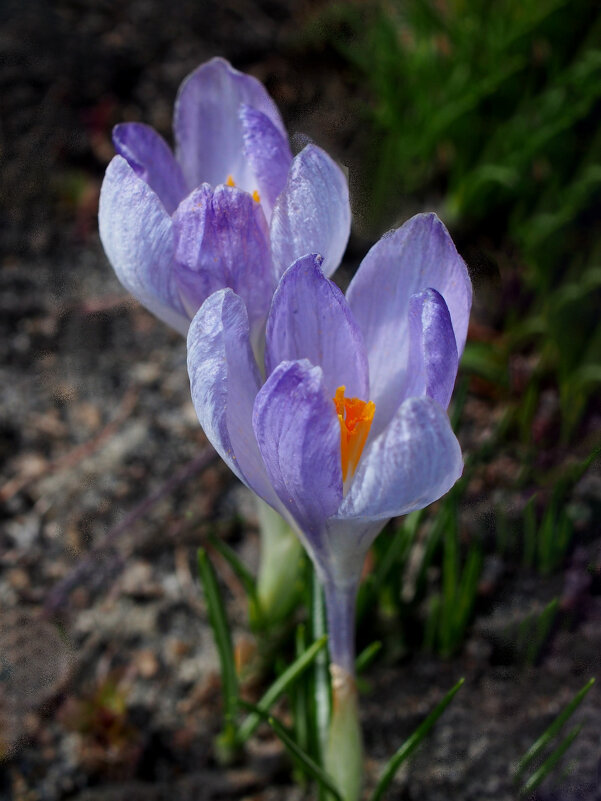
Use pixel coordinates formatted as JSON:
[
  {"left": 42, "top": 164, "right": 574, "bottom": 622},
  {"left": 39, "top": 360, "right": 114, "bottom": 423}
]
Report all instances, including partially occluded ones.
[
  {"left": 226, "top": 174, "right": 236, "bottom": 187},
  {"left": 333, "top": 386, "right": 375, "bottom": 482}
]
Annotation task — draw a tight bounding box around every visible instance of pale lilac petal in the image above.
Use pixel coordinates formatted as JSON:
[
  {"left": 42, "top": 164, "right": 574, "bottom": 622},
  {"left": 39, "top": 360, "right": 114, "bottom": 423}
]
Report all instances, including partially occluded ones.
[
  {"left": 173, "top": 184, "right": 275, "bottom": 334},
  {"left": 405, "top": 288, "right": 458, "bottom": 409},
  {"left": 336, "top": 395, "right": 463, "bottom": 521},
  {"left": 174, "top": 57, "right": 286, "bottom": 193},
  {"left": 240, "top": 104, "right": 292, "bottom": 220},
  {"left": 346, "top": 213, "right": 472, "bottom": 435},
  {"left": 270, "top": 145, "right": 350, "bottom": 279},
  {"left": 112, "top": 123, "right": 188, "bottom": 214},
  {"left": 187, "top": 289, "right": 281, "bottom": 509},
  {"left": 253, "top": 359, "right": 342, "bottom": 541},
  {"left": 264, "top": 254, "right": 369, "bottom": 400},
  {"left": 172, "top": 184, "right": 225, "bottom": 317},
  {"left": 322, "top": 518, "right": 382, "bottom": 596},
  {"left": 98, "top": 155, "right": 188, "bottom": 335}
]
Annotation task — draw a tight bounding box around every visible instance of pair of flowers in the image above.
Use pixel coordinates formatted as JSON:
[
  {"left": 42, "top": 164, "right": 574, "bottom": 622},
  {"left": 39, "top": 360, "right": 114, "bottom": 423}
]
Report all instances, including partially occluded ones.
[{"left": 99, "top": 57, "right": 472, "bottom": 674}]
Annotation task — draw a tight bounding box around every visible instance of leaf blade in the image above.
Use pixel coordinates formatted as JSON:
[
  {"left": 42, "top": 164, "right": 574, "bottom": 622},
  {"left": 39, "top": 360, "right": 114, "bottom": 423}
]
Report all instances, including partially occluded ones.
[{"left": 370, "top": 678, "right": 465, "bottom": 801}]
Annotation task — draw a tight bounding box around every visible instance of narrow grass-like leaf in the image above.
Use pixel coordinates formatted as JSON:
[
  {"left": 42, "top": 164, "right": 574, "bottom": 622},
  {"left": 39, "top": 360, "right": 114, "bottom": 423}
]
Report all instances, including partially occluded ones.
[
  {"left": 356, "top": 641, "right": 382, "bottom": 675},
  {"left": 239, "top": 701, "right": 344, "bottom": 801},
  {"left": 370, "top": 678, "right": 465, "bottom": 801},
  {"left": 423, "top": 593, "right": 441, "bottom": 654},
  {"left": 310, "top": 568, "right": 331, "bottom": 762},
  {"left": 452, "top": 544, "right": 482, "bottom": 648},
  {"left": 519, "top": 725, "right": 582, "bottom": 797},
  {"left": 236, "top": 635, "right": 328, "bottom": 744},
  {"left": 197, "top": 548, "right": 239, "bottom": 742},
  {"left": 413, "top": 511, "right": 444, "bottom": 601},
  {"left": 293, "top": 624, "right": 310, "bottom": 756},
  {"left": 375, "top": 511, "right": 423, "bottom": 586},
  {"left": 524, "top": 597, "right": 559, "bottom": 667},
  {"left": 441, "top": 506, "right": 459, "bottom": 650},
  {"left": 208, "top": 534, "right": 261, "bottom": 613},
  {"left": 522, "top": 496, "right": 537, "bottom": 569},
  {"left": 450, "top": 374, "right": 469, "bottom": 431},
  {"left": 515, "top": 677, "right": 595, "bottom": 777}
]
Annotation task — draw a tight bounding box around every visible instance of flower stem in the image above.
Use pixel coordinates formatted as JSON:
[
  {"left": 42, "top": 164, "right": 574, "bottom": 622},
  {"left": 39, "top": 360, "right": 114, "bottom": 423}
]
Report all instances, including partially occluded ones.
[
  {"left": 325, "top": 664, "right": 362, "bottom": 801},
  {"left": 255, "top": 498, "right": 303, "bottom": 626},
  {"left": 323, "top": 580, "right": 359, "bottom": 675},
  {"left": 323, "top": 579, "right": 363, "bottom": 801}
]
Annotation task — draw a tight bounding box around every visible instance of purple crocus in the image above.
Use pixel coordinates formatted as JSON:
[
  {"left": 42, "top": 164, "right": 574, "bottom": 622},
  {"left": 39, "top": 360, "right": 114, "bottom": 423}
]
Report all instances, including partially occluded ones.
[
  {"left": 187, "top": 212, "right": 472, "bottom": 679},
  {"left": 98, "top": 57, "right": 350, "bottom": 346}
]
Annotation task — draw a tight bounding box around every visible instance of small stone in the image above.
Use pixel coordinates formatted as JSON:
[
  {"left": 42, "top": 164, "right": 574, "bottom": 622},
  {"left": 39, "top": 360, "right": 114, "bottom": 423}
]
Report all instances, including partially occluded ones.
[
  {"left": 164, "top": 637, "right": 192, "bottom": 666},
  {"left": 7, "top": 567, "right": 30, "bottom": 591},
  {"left": 120, "top": 561, "right": 162, "bottom": 599},
  {"left": 72, "top": 401, "right": 102, "bottom": 432},
  {"left": 134, "top": 649, "right": 159, "bottom": 679}
]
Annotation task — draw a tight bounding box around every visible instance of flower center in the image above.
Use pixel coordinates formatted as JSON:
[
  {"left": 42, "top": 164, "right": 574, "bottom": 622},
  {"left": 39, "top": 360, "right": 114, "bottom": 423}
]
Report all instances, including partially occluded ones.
[
  {"left": 333, "top": 386, "right": 375, "bottom": 483},
  {"left": 225, "top": 174, "right": 261, "bottom": 204}
]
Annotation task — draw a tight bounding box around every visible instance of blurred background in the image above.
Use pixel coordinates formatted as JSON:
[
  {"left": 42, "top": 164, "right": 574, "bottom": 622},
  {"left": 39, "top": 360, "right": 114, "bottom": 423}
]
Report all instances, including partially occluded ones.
[{"left": 1, "top": 0, "right": 601, "bottom": 799}]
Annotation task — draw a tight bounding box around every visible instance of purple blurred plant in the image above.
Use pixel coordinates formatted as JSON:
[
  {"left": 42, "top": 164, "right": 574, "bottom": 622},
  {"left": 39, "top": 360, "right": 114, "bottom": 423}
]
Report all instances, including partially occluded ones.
[
  {"left": 187, "top": 212, "right": 472, "bottom": 798},
  {"left": 98, "top": 57, "right": 350, "bottom": 350}
]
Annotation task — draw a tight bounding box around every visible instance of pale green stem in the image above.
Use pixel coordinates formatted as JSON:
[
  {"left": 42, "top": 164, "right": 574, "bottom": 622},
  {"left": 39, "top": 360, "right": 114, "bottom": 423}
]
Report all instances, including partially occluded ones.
[
  {"left": 325, "top": 664, "right": 363, "bottom": 801},
  {"left": 255, "top": 497, "right": 303, "bottom": 624},
  {"left": 323, "top": 579, "right": 363, "bottom": 801}
]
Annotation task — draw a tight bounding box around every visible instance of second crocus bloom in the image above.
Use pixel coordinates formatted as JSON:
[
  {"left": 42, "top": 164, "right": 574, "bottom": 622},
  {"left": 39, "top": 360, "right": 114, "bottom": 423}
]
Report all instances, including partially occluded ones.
[
  {"left": 187, "top": 212, "right": 472, "bottom": 676},
  {"left": 98, "top": 57, "right": 350, "bottom": 346}
]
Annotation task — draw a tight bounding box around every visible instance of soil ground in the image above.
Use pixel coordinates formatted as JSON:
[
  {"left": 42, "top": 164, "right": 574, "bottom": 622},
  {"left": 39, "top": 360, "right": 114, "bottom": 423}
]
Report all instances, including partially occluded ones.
[{"left": 1, "top": 1, "right": 601, "bottom": 799}]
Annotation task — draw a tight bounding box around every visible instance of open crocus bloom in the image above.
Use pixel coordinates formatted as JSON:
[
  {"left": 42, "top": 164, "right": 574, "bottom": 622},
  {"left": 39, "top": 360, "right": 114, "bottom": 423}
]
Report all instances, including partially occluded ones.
[
  {"left": 187, "top": 212, "right": 472, "bottom": 674},
  {"left": 98, "top": 57, "right": 350, "bottom": 344}
]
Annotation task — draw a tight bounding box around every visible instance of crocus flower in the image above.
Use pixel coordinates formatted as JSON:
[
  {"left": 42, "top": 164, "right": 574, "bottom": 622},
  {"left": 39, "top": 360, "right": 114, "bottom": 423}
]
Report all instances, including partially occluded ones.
[
  {"left": 187, "top": 212, "right": 472, "bottom": 677},
  {"left": 98, "top": 57, "right": 350, "bottom": 348}
]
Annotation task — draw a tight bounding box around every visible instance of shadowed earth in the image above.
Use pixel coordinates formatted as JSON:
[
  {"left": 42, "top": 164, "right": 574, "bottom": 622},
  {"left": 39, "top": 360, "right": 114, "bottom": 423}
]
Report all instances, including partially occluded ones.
[{"left": 1, "top": 1, "right": 600, "bottom": 799}]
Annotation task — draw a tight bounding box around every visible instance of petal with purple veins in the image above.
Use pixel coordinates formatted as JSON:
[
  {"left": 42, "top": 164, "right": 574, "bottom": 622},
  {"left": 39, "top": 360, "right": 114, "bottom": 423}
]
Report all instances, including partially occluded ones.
[
  {"left": 346, "top": 213, "right": 472, "bottom": 434},
  {"left": 174, "top": 57, "right": 286, "bottom": 193},
  {"left": 240, "top": 104, "right": 292, "bottom": 220},
  {"left": 253, "top": 359, "right": 343, "bottom": 544},
  {"left": 113, "top": 123, "right": 188, "bottom": 214},
  {"left": 98, "top": 155, "right": 188, "bottom": 335},
  {"left": 405, "top": 288, "right": 458, "bottom": 409},
  {"left": 187, "top": 289, "right": 281, "bottom": 510},
  {"left": 173, "top": 184, "right": 275, "bottom": 336},
  {"left": 336, "top": 395, "right": 463, "bottom": 522},
  {"left": 264, "top": 254, "right": 369, "bottom": 401},
  {"left": 270, "top": 145, "right": 350, "bottom": 279}
]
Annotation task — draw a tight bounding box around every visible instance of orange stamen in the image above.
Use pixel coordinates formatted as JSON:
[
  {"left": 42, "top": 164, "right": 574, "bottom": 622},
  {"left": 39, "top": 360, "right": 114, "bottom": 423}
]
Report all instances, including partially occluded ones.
[
  {"left": 226, "top": 174, "right": 236, "bottom": 187},
  {"left": 333, "top": 386, "right": 375, "bottom": 483},
  {"left": 252, "top": 189, "right": 261, "bottom": 203}
]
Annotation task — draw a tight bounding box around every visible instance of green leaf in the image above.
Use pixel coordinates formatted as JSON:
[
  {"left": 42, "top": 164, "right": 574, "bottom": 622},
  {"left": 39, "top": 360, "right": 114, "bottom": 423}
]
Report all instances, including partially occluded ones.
[
  {"left": 515, "top": 677, "right": 595, "bottom": 777},
  {"left": 293, "top": 624, "right": 310, "bottom": 755},
  {"left": 523, "top": 597, "right": 559, "bottom": 667},
  {"left": 356, "top": 641, "right": 382, "bottom": 675},
  {"left": 375, "top": 511, "right": 423, "bottom": 586},
  {"left": 459, "top": 341, "right": 508, "bottom": 386},
  {"left": 310, "top": 569, "right": 331, "bottom": 763},
  {"left": 197, "top": 548, "right": 239, "bottom": 749},
  {"left": 519, "top": 725, "right": 582, "bottom": 797},
  {"left": 207, "top": 534, "right": 262, "bottom": 619},
  {"left": 522, "top": 496, "right": 538, "bottom": 569},
  {"left": 370, "top": 678, "right": 465, "bottom": 801},
  {"left": 236, "top": 635, "right": 328, "bottom": 744},
  {"left": 239, "top": 701, "right": 344, "bottom": 801}
]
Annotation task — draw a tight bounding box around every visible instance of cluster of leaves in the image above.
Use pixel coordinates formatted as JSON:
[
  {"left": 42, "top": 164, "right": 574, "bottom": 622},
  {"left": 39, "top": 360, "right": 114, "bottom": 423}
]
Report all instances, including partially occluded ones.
[
  {"left": 198, "top": 547, "right": 464, "bottom": 799},
  {"left": 197, "top": 392, "right": 596, "bottom": 794},
  {"left": 309, "top": 0, "right": 601, "bottom": 440},
  {"left": 514, "top": 678, "right": 595, "bottom": 795}
]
